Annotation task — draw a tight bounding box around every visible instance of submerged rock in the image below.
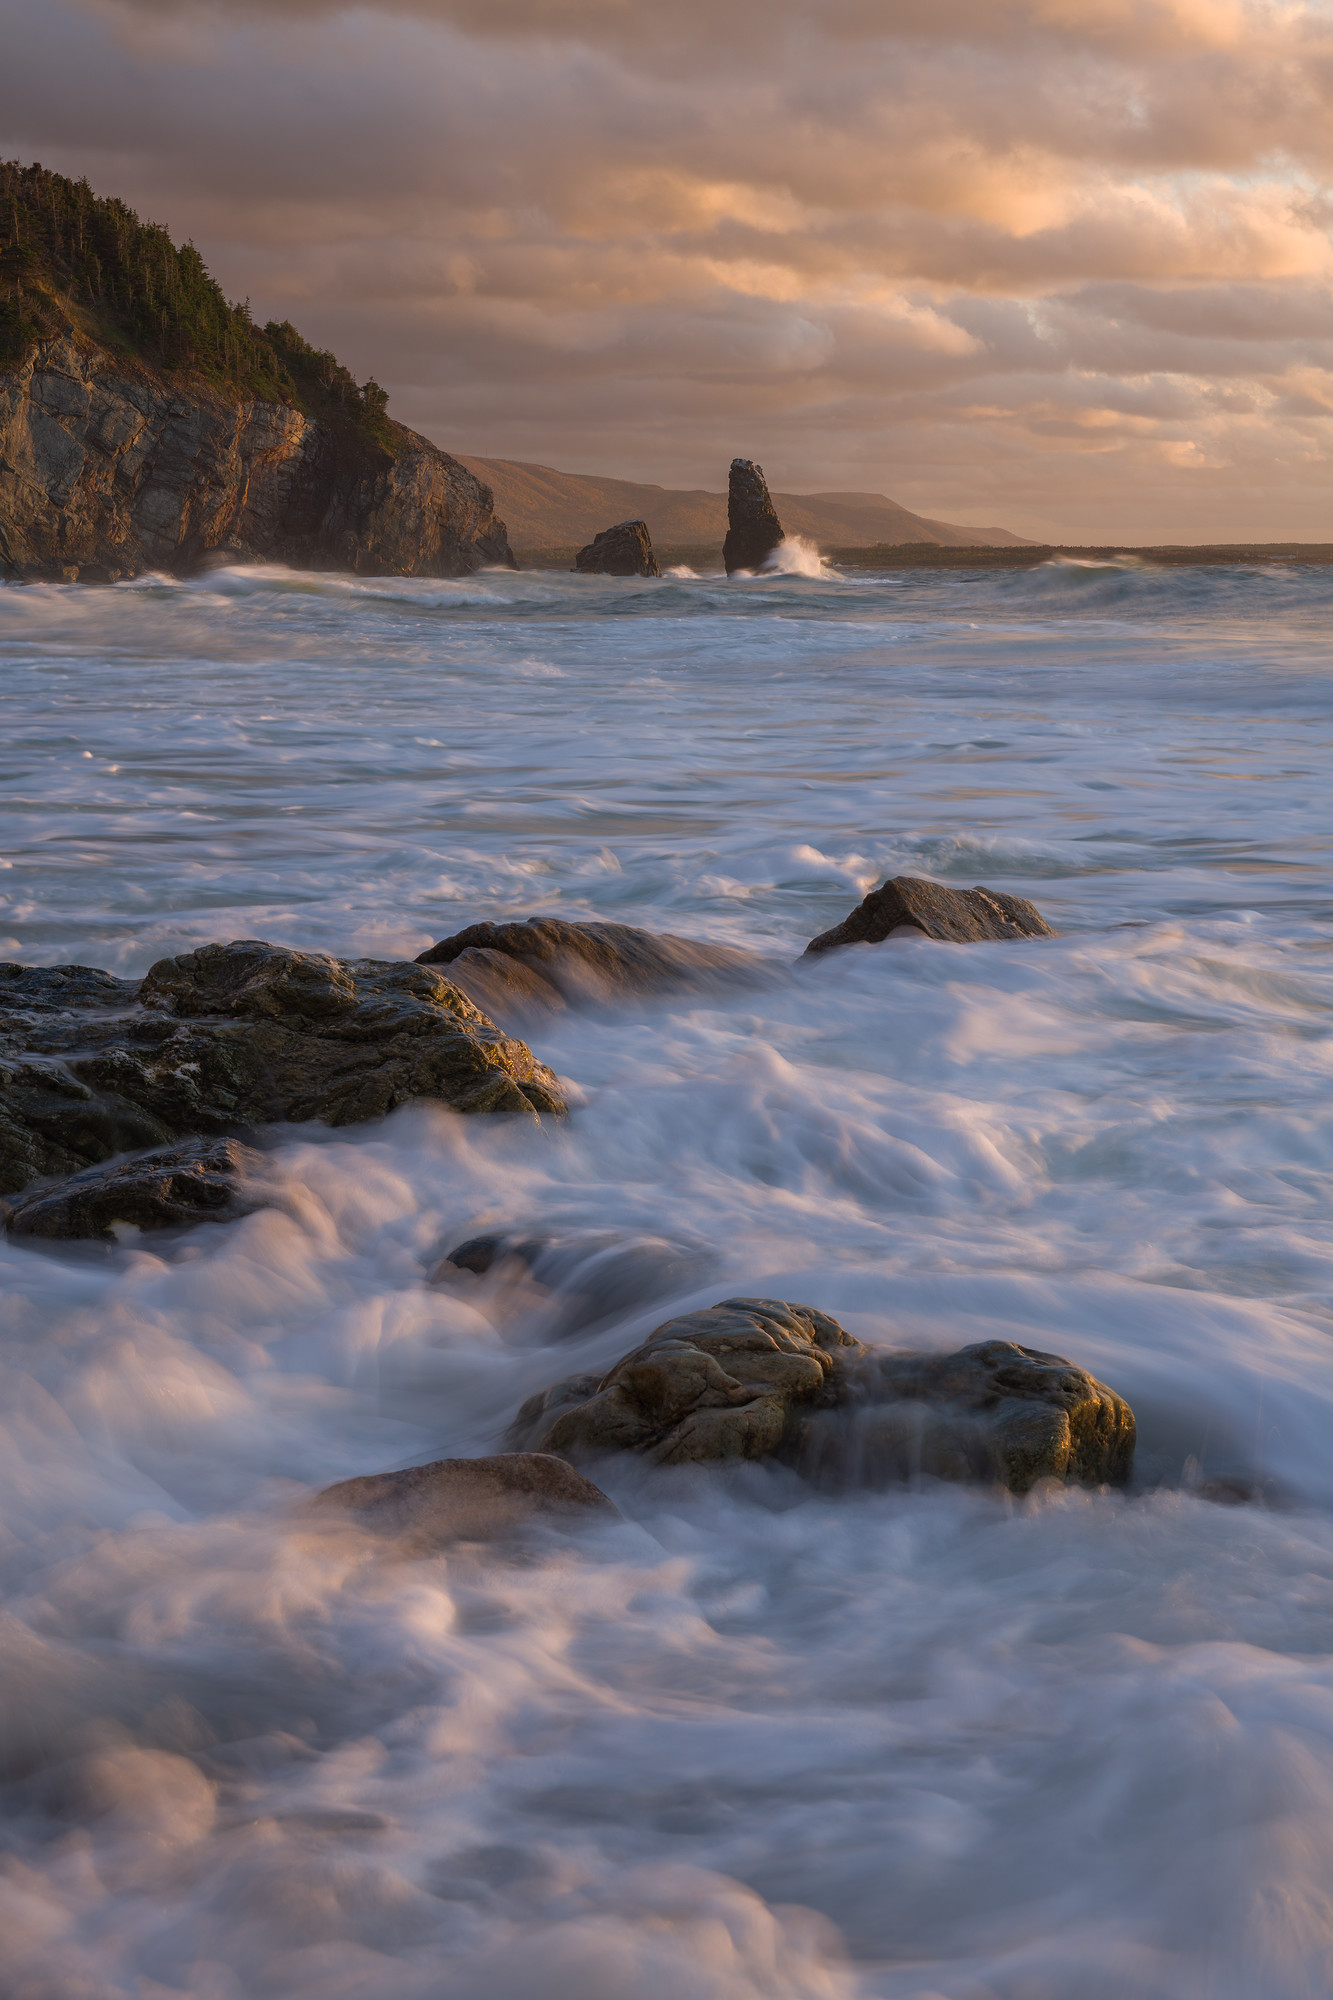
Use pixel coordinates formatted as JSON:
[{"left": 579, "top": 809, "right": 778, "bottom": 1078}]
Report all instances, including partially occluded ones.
[
  {"left": 804, "top": 875, "right": 1053, "bottom": 954},
  {"left": 1, "top": 940, "right": 564, "bottom": 1203},
  {"left": 315, "top": 1452, "right": 617, "bottom": 1544},
  {"left": 416, "top": 917, "right": 767, "bottom": 1011},
  {"left": 2, "top": 1135, "right": 265, "bottom": 1240},
  {"left": 505, "top": 1296, "right": 1134, "bottom": 1494},
  {"left": 434, "top": 1226, "right": 715, "bottom": 1342},
  {"left": 723, "top": 459, "right": 784, "bottom": 575},
  {"left": 574, "top": 519, "right": 660, "bottom": 577}
]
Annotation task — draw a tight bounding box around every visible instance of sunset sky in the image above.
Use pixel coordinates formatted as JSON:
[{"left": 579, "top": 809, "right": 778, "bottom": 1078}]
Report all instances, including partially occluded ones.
[{"left": 5, "top": 0, "right": 1333, "bottom": 540}]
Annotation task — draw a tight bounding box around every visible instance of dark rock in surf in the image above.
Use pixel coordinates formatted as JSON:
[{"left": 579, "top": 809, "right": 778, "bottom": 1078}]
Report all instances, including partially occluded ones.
[
  {"left": 1, "top": 941, "right": 564, "bottom": 1206},
  {"left": 433, "top": 1226, "right": 716, "bottom": 1343},
  {"left": 2, "top": 1135, "right": 266, "bottom": 1240},
  {"left": 416, "top": 917, "right": 768, "bottom": 1012},
  {"left": 723, "top": 459, "right": 784, "bottom": 575},
  {"left": 505, "top": 1295, "right": 1134, "bottom": 1494},
  {"left": 804, "top": 875, "right": 1053, "bottom": 954},
  {"left": 314, "top": 1451, "right": 618, "bottom": 1544},
  {"left": 574, "top": 519, "right": 660, "bottom": 578}
]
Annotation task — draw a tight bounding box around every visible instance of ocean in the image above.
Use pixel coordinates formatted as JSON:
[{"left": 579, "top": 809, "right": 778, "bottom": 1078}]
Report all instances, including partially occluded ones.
[{"left": 2, "top": 553, "right": 1332, "bottom": 1998}]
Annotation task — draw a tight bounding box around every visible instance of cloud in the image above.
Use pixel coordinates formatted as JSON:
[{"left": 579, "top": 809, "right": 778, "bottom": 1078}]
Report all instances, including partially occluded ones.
[{"left": 2, "top": 0, "right": 1333, "bottom": 536}]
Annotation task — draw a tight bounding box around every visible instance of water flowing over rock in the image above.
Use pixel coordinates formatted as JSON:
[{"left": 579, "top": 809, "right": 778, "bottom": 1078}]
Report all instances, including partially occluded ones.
[
  {"left": 416, "top": 917, "right": 769, "bottom": 1015},
  {"left": 1, "top": 942, "right": 564, "bottom": 1207},
  {"left": 573, "top": 519, "right": 660, "bottom": 577},
  {"left": 804, "top": 875, "right": 1054, "bottom": 953},
  {"left": 434, "top": 1226, "right": 716, "bottom": 1343},
  {"left": 723, "top": 458, "right": 784, "bottom": 575},
  {"left": 2, "top": 1135, "right": 266, "bottom": 1240},
  {"left": 0, "top": 333, "right": 515, "bottom": 582},
  {"left": 505, "top": 1296, "right": 1135, "bottom": 1493},
  {"left": 315, "top": 1452, "right": 618, "bottom": 1545}
]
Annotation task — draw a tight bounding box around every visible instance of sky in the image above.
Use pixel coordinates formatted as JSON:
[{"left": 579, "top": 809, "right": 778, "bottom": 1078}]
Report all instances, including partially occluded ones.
[{"left": 4, "top": 0, "right": 1333, "bottom": 540}]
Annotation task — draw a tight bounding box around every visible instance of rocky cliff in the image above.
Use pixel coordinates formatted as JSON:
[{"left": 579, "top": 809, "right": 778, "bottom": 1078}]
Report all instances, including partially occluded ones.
[
  {"left": 0, "top": 332, "right": 514, "bottom": 583},
  {"left": 0, "top": 158, "right": 513, "bottom": 582}
]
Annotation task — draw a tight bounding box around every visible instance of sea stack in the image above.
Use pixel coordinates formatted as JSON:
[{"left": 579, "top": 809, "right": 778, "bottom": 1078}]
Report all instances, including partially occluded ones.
[
  {"left": 574, "top": 519, "right": 660, "bottom": 577},
  {"left": 723, "top": 458, "right": 784, "bottom": 575}
]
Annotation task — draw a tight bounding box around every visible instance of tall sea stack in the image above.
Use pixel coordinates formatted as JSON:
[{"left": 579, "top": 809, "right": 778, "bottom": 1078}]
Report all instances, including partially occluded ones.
[{"left": 723, "top": 458, "right": 784, "bottom": 575}]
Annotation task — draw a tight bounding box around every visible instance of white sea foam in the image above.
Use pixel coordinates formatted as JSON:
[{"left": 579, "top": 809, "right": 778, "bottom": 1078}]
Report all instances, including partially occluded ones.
[{"left": 1, "top": 560, "right": 1332, "bottom": 1995}]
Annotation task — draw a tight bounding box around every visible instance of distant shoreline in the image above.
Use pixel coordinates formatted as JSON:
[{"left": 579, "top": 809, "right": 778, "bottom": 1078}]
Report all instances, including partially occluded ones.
[{"left": 516, "top": 542, "right": 1333, "bottom": 572}]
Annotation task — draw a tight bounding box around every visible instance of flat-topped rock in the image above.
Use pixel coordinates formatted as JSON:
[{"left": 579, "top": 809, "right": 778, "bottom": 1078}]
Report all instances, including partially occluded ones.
[
  {"left": 417, "top": 917, "right": 767, "bottom": 1010},
  {"left": 505, "top": 1296, "right": 1134, "bottom": 1493},
  {"left": 2, "top": 1135, "right": 266, "bottom": 1240},
  {"left": 2, "top": 940, "right": 564, "bottom": 1206},
  {"left": 315, "top": 1452, "right": 617, "bottom": 1544},
  {"left": 724, "top": 459, "right": 784, "bottom": 575},
  {"left": 804, "top": 875, "right": 1053, "bottom": 953},
  {"left": 574, "top": 519, "right": 660, "bottom": 577}
]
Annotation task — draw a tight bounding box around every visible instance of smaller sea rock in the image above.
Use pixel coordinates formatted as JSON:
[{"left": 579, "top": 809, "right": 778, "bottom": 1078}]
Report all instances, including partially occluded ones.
[
  {"left": 574, "top": 520, "right": 660, "bottom": 578},
  {"left": 804, "top": 875, "right": 1053, "bottom": 954},
  {"left": 723, "top": 459, "right": 784, "bottom": 575},
  {"left": 314, "top": 1452, "right": 617, "bottom": 1544},
  {"left": 416, "top": 917, "right": 767, "bottom": 1007},
  {"left": 2, "top": 1135, "right": 266, "bottom": 1240}
]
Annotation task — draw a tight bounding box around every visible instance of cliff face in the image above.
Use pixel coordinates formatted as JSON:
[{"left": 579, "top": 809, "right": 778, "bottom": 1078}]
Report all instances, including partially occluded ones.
[{"left": 0, "top": 333, "right": 514, "bottom": 582}]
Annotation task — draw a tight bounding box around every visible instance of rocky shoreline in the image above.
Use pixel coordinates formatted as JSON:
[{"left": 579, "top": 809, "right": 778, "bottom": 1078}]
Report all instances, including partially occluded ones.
[{"left": 0, "top": 877, "right": 1139, "bottom": 1514}]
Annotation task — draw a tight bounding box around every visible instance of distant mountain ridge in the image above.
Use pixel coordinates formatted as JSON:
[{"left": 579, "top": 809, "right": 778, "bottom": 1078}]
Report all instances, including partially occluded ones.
[{"left": 458, "top": 457, "right": 1030, "bottom": 551}]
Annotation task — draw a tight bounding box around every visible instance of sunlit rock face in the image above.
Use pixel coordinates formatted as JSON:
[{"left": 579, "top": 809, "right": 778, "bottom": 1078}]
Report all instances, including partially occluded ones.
[
  {"left": 0, "top": 334, "right": 515, "bottom": 582},
  {"left": 505, "top": 1296, "right": 1136, "bottom": 1493}
]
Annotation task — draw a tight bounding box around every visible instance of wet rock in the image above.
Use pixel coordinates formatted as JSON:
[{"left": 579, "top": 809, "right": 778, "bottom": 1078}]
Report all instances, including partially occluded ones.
[
  {"left": 574, "top": 519, "right": 660, "bottom": 577},
  {"left": 505, "top": 1297, "right": 1135, "bottom": 1493},
  {"left": 804, "top": 875, "right": 1054, "bottom": 954},
  {"left": 723, "top": 459, "right": 784, "bottom": 575},
  {"left": 416, "top": 917, "right": 767, "bottom": 1007},
  {"left": 433, "top": 1226, "right": 715, "bottom": 1342},
  {"left": 791, "top": 1340, "right": 1136, "bottom": 1493},
  {"left": 314, "top": 1452, "right": 617, "bottom": 1544},
  {"left": 442, "top": 947, "right": 566, "bottom": 1028},
  {"left": 3, "top": 1135, "right": 266, "bottom": 1240},
  {"left": 1, "top": 940, "right": 564, "bottom": 1200},
  {"left": 506, "top": 1297, "right": 861, "bottom": 1466}
]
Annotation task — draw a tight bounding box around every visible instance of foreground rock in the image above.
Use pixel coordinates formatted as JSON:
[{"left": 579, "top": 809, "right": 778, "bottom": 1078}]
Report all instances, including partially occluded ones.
[
  {"left": 574, "top": 519, "right": 660, "bottom": 577},
  {"left": 723, "top": 459, "right": 784, "bottom": 575},
  {"left": 1, "top": 941, "right": 564, "bottom": 1204},
  {"left": 505, "top": 1296, "right": 1134, "bottom": 1493},
  {"left": 315, "top": 1452, "right": 617, "bottom": 1544},
  {"left": 805, "top": 875, "right": 1054, "bottom": 953},
  {"left": 417, "top": 917, "right": 768, "bottom": 1017},
  {"left": 2, "top": 1136, "right": 265, "bottom": 1240}
]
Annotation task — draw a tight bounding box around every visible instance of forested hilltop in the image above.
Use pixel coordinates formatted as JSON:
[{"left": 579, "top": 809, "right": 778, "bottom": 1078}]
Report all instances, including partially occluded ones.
[{"left": 0, "top": 158, "right": 395, "bottom": 449}]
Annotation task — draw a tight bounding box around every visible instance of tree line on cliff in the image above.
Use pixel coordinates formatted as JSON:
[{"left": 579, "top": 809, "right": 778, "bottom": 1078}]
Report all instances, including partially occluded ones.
[{"left": 0, "top": 159, "right": 394, "bottom": 448}]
